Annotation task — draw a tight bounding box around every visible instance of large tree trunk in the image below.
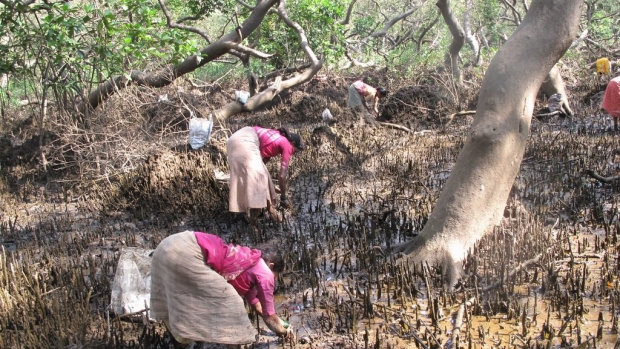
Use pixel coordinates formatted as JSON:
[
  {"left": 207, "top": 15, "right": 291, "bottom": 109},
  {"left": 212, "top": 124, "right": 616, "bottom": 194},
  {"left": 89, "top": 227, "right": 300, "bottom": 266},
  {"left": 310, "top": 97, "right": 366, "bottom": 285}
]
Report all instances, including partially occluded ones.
[
  {"left": 395, "top": 0, "right": 584, "bottom": 286},
  {"left": 539, "top": 65, "right": 574, "bottom": 116},
  {"left": 436, "top": 0, "right": 464, "bottom": 84}
]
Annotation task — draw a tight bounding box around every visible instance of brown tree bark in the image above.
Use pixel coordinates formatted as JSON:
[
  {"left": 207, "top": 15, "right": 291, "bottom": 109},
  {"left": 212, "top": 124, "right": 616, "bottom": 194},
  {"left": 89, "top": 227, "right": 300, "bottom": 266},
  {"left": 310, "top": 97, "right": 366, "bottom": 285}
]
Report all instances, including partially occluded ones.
[
  {"left": 463, "top": 0, "right": 482, "bottom": 67},
  {"left": 436, "top": 0, "right": 465, "bottom": 84},
  {"left": 212, "top": 0, "right": 322, "bottom": 121},
  {"left": 394, "top": 0, "right": 584, "bottom": 286},
  {"left": 76, "top": 0, "right": 280, "bottom": 115},
  {"left": 539, "top": 65, "right": 574, "bottom": 116}
]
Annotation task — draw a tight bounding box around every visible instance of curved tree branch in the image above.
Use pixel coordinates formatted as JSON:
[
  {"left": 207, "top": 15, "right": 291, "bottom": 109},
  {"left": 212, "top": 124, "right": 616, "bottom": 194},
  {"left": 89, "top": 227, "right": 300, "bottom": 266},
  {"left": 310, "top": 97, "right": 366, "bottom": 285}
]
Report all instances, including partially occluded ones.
[
  {"left": 76, "top": 0, "right": 279, "bottom": 115},
  {"left": 437, "top": 0, "right": 465, "bottom": 84},
  {"left": 212, "top": 0, "right": 322, "bottom": 121},
  {"left": 157, "top": 0, "right": 212, "bottom": 43},
  {"left": 416, "top": 12, "right": 440, "bottom": 52},
  {"left": 370, "top": 7, "right": 419, "bottom": 38},
  {"left": 500, "top": 0, "right": 523, "bottom": 26},
  {"left": 340, "top": 0, "right": 358, "bottom": 25}
]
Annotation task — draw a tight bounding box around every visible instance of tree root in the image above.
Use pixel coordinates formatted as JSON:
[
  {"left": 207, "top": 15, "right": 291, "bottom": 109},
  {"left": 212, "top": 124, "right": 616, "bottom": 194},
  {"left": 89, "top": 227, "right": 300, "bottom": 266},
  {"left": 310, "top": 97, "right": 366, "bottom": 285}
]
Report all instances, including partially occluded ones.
[
  {"left": 446, "top": 110, "right": 476, "bottom": 126},
  {"left": 585, "top": 169, "right": 620, "bottom": 183},
  {"left": 482, "top": 254, "right": 542, "bottom": 292},
  {"left": 377, "top": 121, "right": 411, "bottom": 133}
]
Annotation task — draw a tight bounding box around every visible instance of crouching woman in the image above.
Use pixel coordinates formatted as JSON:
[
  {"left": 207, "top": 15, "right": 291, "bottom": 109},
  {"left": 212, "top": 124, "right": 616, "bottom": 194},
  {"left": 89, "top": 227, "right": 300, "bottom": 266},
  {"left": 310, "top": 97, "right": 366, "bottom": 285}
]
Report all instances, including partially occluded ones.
[{"left": 150, "top": 231, "right": 290, "bottom": 348}]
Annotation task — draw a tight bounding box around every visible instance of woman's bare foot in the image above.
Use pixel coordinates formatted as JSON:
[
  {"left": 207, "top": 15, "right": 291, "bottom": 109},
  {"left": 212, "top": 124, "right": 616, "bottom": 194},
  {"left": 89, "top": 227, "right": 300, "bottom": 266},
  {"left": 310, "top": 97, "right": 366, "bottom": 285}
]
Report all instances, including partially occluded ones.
[{"left": 268, "top": 206, "right": 282, "bottom": 223}]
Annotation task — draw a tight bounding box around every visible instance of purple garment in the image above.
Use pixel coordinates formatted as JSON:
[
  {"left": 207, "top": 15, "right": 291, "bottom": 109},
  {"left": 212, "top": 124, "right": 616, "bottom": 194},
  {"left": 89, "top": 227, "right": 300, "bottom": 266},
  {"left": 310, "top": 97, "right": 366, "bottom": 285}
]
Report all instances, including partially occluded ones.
[
  {"left": 193, "top": 232, "right": 277, "bottom": 316},
  {"left": 194, "top": 232, "right": 261, "bottom": 280}
]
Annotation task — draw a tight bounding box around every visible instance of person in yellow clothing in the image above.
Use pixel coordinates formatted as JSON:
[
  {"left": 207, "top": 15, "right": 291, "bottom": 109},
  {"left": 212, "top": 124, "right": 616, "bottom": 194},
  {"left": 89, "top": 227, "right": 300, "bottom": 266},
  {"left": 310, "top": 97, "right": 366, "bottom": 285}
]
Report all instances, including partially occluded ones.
[{"left": 596, "top": 57, "right": 611, "bottom": 76}]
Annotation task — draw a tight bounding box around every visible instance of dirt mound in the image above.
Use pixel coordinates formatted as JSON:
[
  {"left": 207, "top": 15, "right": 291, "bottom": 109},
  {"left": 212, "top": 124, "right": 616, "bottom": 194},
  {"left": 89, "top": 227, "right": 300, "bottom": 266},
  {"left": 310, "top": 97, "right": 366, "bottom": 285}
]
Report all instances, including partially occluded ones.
[
  {"left": 102, "top": 147, "right": 230, "bottom": 222},
  {"left": 379, "top": 85, "right": 455, "bottom": 129}
]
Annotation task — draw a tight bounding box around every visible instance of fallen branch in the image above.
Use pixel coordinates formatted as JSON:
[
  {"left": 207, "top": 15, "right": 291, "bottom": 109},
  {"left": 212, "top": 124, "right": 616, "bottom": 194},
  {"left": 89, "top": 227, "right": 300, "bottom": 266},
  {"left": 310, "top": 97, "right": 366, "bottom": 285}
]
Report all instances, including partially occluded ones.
[
  {"left": 378, "top": 121, "right": 411, "bottom": 133},
  {"left": 413, "top": 130, "right": 435, "bottom": 136},
  {"left": 483, "top": 254, "right": 542, "bottom": 292},
  {"left": 447, "top": 297, "right": 476, "bottom": 349},
  {"left": 585, "top": 169, "right": 620, "bottom": 183},
  {"left": 446, "top": 110, "right": 476, "bottom": 126},
  {"left": 534, "top": 110, "right": 561, "bottom": 118}
]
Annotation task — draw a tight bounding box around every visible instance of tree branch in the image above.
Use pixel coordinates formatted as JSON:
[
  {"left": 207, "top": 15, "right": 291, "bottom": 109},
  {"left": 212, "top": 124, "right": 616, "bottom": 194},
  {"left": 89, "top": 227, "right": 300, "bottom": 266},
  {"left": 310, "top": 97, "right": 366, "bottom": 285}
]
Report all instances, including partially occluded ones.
[
  {"left": 370, "top": 7, "right": 418, "bottom": 38},
  {"left": 340, "top": 0, "right": 358, "bottom": 25},
  {"left": 585, "top": 170, "right": 620, "bottom": 183},
  {"left": 499, "top": 0, "right": 522, "bottom": 25},
  {"left": 212, "top": 0, "right": 322, "bottom": 121},
  {"left": 157, "top": 0, "right": 213, "bottom": 43},
  {"left": 76, "top": 0, "right": 280, "bottom": 115},
  {"left": 223, "top": 42, "right": 273, "bottom": 59}
]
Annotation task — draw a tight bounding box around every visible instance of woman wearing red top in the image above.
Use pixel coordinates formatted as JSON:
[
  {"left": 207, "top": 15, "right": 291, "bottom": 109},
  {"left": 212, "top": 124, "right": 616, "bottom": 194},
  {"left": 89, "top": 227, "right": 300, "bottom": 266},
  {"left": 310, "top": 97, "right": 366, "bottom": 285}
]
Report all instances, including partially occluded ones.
[
  {"left": 347, "top": 80, "right": 388, "bottom": 121},
  {"left": 226, "top": 126, "right": 304, "bottom": 225},
  {"left": 150, "top": 231, "right": 290, "bottom": 348},
  {"left": 602, "top": 75, "right": 620, "bottom": 131}
]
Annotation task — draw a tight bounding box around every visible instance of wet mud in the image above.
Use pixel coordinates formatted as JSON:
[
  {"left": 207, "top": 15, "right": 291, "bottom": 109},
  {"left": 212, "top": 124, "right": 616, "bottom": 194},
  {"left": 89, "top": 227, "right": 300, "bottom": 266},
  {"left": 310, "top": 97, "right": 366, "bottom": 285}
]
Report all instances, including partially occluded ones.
[{"left": 1, "top": 74, "right": 619, "bottom": 348}]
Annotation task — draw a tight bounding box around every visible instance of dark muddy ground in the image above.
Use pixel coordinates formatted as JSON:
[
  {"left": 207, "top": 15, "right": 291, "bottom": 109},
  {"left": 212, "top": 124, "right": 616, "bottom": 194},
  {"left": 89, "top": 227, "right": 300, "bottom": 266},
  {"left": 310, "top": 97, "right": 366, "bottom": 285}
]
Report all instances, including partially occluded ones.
[{"left": 1, "top": 70, "right": 620, "bottom": 349}]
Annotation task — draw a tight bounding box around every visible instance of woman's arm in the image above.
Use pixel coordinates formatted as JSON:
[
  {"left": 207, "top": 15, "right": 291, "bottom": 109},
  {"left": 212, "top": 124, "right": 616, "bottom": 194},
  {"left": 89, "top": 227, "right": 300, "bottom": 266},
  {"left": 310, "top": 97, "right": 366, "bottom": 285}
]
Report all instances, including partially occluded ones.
[
  {"left": 278, "top": 167, "right": 287, "bottom": 196},
  {"left": 278, "top": 166, "right": 289, "bottom": 207},
  {"left": 252, "top": 301, "right": 263, "bottom": 316},
  {"left": 263, "top": 313, "right": 288, "bottom": 335},
  {"left": 372, "top": 95, "right": 380, "bottom": 115}
]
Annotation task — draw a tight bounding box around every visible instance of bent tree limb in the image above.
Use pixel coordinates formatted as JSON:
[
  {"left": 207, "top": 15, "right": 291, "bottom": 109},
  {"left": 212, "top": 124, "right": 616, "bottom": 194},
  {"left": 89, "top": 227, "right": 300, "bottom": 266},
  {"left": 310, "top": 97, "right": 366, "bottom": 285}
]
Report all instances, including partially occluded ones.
[
  {"left": 76, "top": 0, "right": 280, "bottom": 115},
  {"left": 212, "top": 0, "right": 322, "bottom": 121},
  {"left": 436, "top": 0, "right": 464, "bottom": 85},
  {"left": 539, "top": 65, "right": 574, "bottom": 116},
  {"left": 395, "top": 0, "right": 584, "bottom": 287},
  {"left": 585, "top": 170, "right": 620, "bottom": 183}
]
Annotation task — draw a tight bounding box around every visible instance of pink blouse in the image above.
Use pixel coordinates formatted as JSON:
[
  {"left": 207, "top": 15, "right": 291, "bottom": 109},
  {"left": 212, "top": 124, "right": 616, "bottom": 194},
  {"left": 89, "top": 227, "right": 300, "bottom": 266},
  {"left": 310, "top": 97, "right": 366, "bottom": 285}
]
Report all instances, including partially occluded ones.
[
  {"left": 253, "top": 126, "right": 295, "bottom": 170},
  {"left": 602, "top": 76, "right": 620, "bottom": 118},
  {"left": 231, "top": 259, "right": 276, "bottom": 316},
  {"left": 194, "top": 232, "right": 277, "bottom": 317},
  {"left": 353, "top": 80, "right": 369, "bottom": 96}
]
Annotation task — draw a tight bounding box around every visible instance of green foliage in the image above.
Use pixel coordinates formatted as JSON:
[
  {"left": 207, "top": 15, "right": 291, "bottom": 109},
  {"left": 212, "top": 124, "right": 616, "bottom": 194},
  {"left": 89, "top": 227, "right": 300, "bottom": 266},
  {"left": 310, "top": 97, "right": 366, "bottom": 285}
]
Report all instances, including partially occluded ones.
[
  {"left": 391, "top": 44, "right": 444, "bottom": 79},
  {"left": 257, "top": 0, "right": 346, "bottom": 70},
  {"left": 0, "top": 0, "right": 203, "bottom": 106},
  {"left": 588, "top": 12, "right": 614, "bottom": 42},
  {"left": 353, "top": 16, "right": 377, "bottom": 38},
  {"left": 477, "top": 1, "right": 507, "bottom": 48},
  {"left": 185, "top": 0, "right": 234, "bottom": 17}
]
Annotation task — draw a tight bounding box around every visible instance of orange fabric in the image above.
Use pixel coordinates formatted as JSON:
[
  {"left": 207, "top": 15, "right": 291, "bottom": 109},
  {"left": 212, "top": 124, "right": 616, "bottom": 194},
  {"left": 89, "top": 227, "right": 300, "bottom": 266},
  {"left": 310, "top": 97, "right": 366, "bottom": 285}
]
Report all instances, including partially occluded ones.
[{"left": 597, "top": 58, "right": 610, "bottom": 75}]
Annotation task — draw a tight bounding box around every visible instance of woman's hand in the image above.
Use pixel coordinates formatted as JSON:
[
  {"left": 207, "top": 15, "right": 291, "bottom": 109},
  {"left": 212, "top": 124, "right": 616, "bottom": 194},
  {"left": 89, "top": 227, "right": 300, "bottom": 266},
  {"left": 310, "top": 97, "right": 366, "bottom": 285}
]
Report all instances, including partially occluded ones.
[{"left": 264, "top": 314, "right": 288, "bottom": 336}]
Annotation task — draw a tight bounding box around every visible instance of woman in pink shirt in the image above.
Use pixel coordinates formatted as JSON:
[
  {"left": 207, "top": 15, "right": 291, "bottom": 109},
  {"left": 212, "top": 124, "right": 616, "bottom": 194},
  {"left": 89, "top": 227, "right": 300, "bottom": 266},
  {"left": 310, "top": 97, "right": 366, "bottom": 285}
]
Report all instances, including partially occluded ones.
[
  {"left": 602, "top": 75, "right": 620, "bottom": 131},
  {"left": 150, "top": 231, "right": 290, "bottom": 348},
  {"left": 347, "top": 80, "right": 388, "bottom": 121},
  {"left": 226, "top": 126, "right": 304, "bottom": 225}
]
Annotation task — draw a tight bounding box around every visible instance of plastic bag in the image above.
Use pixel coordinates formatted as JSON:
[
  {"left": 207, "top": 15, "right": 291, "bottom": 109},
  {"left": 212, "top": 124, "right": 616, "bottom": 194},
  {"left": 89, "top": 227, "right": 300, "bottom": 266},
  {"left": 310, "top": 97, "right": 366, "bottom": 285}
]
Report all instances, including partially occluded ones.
[
  {"left": 189, "top": 116, "right": 214, "bottom": 149},
  {"left": 548, "top": 93, "right": 563, "bottom": 113},
  {"left": 321, "top": 108, "right": 333, "bottom": 121},
  {"left": 235, "top": 90, "right": 250, "bottom": 105},
  {"left": 110, "top": 247, "right": 155, "bottom": 316}
]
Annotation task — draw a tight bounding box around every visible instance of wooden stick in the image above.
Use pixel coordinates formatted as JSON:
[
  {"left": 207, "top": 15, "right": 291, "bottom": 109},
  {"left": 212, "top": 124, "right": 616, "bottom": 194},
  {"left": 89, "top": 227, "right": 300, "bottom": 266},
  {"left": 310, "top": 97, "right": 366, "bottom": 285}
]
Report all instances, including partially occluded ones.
[
  {"left": 483, "top": 254, "right": 542, "bottom": 292},
  {"left": 534, "top": 110, "right": 562, "bottom": 118},
  {"left": 447, "top": 297, "right": 476, "bottom": 349},
  {"left": 446, "top": 110, "right": 476, "bottom": 126},
  {"left": 378, "top": 121, "right": 412, "bottom": 133},
  {"left": 585, "top": 169, "right": 620, "bottom": 183}
]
